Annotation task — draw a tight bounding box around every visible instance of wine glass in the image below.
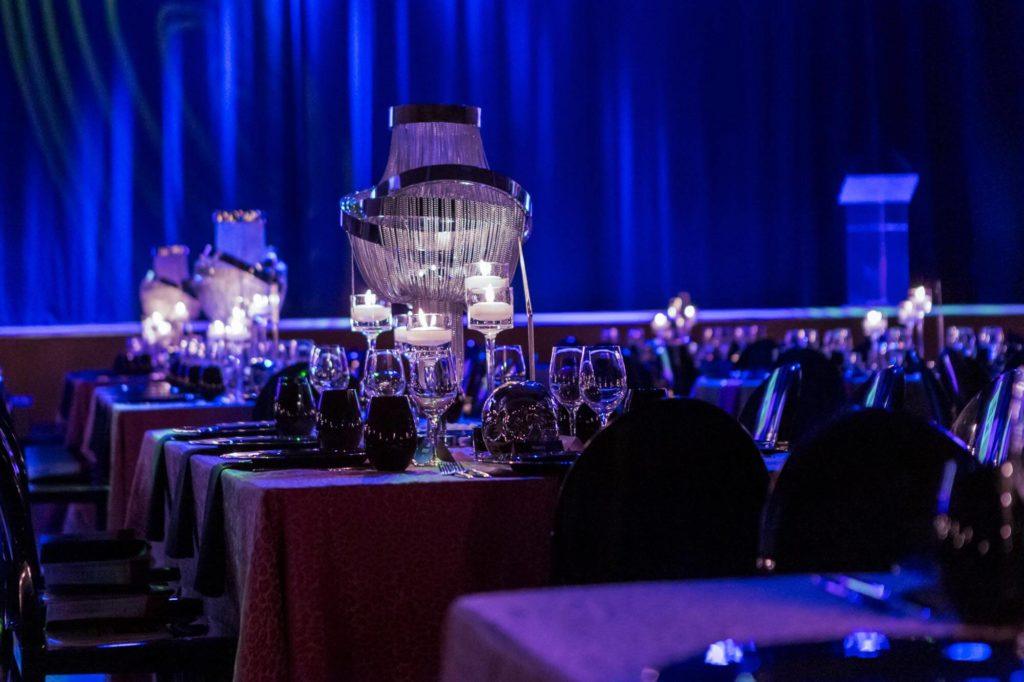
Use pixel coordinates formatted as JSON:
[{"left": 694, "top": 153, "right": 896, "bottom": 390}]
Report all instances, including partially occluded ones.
[
  {"left": 364, "top": 349, "right": 407, "bottom": 397},
  {"left": 493, "top": 345, "right": 527, "bottom": 386},
  {"left": 580, "top": 345, "right": 628, "bottom": 428},
  {"left": 407, "top": 348, "right": 461, "bottom": 466},
  {"left": 350, "top": 291, "right": 393, "bottom": 352},
  {"left": 466, "top": 285, "right": 514, "bottom": 396},
  {"left": 549, "top": 346, "right": 584, "bottom": 437},
  {"left": 309, "top": 344, "right": 350, "bottom": 392}
]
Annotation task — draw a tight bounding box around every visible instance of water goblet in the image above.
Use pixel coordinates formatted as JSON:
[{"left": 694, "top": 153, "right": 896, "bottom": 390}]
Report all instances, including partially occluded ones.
[
  {"left": 407, "top": 348, "right": 461, "bottom": 466},
  {"left": 466, "top": 285, "right": 514, "bottom": 396},
  {"left": 549, "top": 346, "right": 584, "bottom": 437},
  {"left": 350, "top": 291, "right": 393, "bottom": 352},
  {"left": 493, "top": 345, "right": 527, "bottom": 386},
  {"left": 580, "top": 345, "right": 628, "bottom": 429},
  {"left": 309, "top": 344, "right": 350, "bottom": 392},
  {"left": 364, "top": 349, "right": 407, "bottom": 397}
]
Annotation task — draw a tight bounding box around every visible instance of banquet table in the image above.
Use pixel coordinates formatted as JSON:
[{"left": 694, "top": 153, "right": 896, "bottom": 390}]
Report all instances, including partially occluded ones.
[
  {"left": 124, "top": 436, "right": 563, "bottom": 681},
  {"left": 441, "top": 572, "right": 1010, "bottom": 682},
  {"left": 82, "top": 386, "right": 252, "bottom": 529},
  {"left": 60, "top": 370, "right": 148, "bottom": 452}
]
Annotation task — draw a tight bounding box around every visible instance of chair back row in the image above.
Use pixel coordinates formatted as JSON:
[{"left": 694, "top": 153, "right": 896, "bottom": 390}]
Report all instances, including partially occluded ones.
[{"left": 0, "top": 403, "right": 48, "bottom": 665}]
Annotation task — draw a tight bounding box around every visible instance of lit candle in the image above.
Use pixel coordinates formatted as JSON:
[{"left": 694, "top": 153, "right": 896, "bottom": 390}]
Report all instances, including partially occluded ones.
[
  {"left": 207, "top": 319, "right": 226, "bottom": 341},
  {"left": 393, "top": 325, "right": 409, "bottom": 345},
  {"left": 351, "top": 290, "right": 391, "bottom": 323},
  {"left": 468, "top": 285, "right": 514, "bottom": 323},
  {"left": 464, "top": 262, "right": 509, "bottom": 292},
  {"left": 406, "top": 309, "right": 453, "bottom": 347},
  {"left": 863, "top": 309, "right": 887, "bottom": 337},
  {"left": 651, "top": 312, "right": 672, "bottom": 339},
  {"left": 172, "top": 300, "right": 189, "bottom": 322},
  {"left": 897, "top": 300, "right": 914, "bottom": 326}
]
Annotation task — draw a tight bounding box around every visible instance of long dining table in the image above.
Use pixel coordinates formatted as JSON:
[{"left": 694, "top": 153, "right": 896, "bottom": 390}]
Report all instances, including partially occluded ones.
[
  {"left": 124, "top": 433, "right": 563, "bottom": 681},
  {"left": 80, "top": 384, "right": 252, "bottom": 528}
]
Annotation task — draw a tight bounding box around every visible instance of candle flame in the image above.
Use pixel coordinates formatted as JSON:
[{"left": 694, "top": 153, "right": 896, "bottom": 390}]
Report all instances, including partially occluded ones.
[
  {"left": 683, "top": 304, "right": 697, "bottom": 319},
  {"left": 365, "top": 289, "right": 376, "bottom": 306},
  {"left": 484, "top": 285, "right": 495, "bottom": 303},
  {"left": 417, "top": 308, "right": 428, "bottom": 327},
  {"left": 173, "top": 301, "right": 188, "bottom": 319},
  {"left": 478, "top": 261, "right": 491, "bottom": 277}
]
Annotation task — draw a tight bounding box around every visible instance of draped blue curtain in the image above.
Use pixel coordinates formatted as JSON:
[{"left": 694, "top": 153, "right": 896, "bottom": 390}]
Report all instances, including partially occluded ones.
[{"left": 2, "top": 0, "right": 1023, "bottom": 325}]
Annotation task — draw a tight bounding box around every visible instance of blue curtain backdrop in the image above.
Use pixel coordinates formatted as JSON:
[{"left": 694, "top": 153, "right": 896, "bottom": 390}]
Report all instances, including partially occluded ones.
[{"left": 1, "top": 0, "right": 1023, "bottom": 325}]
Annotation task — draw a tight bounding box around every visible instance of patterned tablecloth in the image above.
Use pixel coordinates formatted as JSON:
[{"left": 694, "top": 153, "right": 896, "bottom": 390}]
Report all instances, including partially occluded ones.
[
  {"left": 441, "top": 573, "right": 1010, "bottom": 682},
  {"left": 81, "top": 387, "right": 251, "bottom": 528},
  {"left": 124, "top": 435, "right": 563, "bottom": 681}
]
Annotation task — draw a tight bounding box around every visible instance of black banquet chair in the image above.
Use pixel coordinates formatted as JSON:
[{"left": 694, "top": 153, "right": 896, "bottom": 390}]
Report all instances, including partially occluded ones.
[
  {"left": 0, "top": 417, "right": 236, "bottom": 681},
  {"left": 738, "top": 348, "right": 846, "bottom": 449},
  {"left": 761, "top": 408, "right": 970, "bottom": 574},
  {"left": 552, "top": 398, "right": 769, "bottom": 585}
]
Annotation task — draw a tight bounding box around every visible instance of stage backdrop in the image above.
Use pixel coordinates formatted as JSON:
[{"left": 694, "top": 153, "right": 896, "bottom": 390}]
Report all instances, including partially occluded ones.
[{"left": 1, "top": 0, "right": 1023, "bottom": 325}]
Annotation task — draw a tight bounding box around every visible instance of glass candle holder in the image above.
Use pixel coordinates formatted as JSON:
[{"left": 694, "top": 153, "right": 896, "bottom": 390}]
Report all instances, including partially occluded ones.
[
  {"left": 466, "top": 285, "right": 514, "bottom": 396},
  {"left": 405, "top": 311, "right": 455, "bottom": 353},
  {"left": 350, "top": 291, "right": 392, "bottom": 352},
  {"left": 393, "top": 313, "right": 410, "bottom": 356},
  {"left": 464, "top": 261, "right": 510, "bottom": 293}
]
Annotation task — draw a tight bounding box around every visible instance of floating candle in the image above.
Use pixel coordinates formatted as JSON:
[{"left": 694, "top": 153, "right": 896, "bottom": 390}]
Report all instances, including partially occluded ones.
[
  {"left": 464, "top": 262, "right": 509, "bottom": 292},
  {"left": 351, "top": 290, "right": 391, "bottom": 323},
  {"left": 393, "top": 325, "right": 409, "bottom": 344},
  {"left": 407, "top": 309, "right": 453, "bottom": 347}
]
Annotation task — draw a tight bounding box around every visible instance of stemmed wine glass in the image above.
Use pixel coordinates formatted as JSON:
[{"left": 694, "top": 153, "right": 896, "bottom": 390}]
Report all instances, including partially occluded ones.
[
  {"left": 407, "top": 348, "right": 461, "bottom": 467},
  {"left": 493, "top": 345, "right": 527, "bottom": 386},
  {"left": 309, "top": 344, "right": 350, "bottom": 392},
  {"left": 350, "top": 291, "right": 393, "bottom": 352},
  {"left": 466, "top": 285, "right": 514, "bottom": 397},
  {"left": 580, "top": 345, "right": 628, "bottom": 429},
  {"left": 364, "top": 349, "right": 407, "bottom": 397},
  {"left": 549, "top": 346, "right": 584, "bottom": 437}
]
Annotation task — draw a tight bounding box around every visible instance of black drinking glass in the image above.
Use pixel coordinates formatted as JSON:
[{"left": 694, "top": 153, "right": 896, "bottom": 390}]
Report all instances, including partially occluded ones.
[
  {"left": 199, "top": 365, "right": 225, "bottom": 401},
  {"left": 364, "top": 396, "right": 417, "bottom": 472},
  {"left": 623, "top": 388, "right": 668, "bottom": 414},
  {"left": 186, "top": 363, "right": 203, "bottom": 389},
  {"left": 317, "top": 389, "right": 364, "bottom": 454},
  {"left": 273, "top": 375, "right": 317, "bottom": 437}
]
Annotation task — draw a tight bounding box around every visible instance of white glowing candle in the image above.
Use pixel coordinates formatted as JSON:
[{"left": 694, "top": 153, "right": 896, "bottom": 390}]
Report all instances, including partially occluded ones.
[
  {"left": 863, "top": 309, "right": 887, "bottom": 337},
  {"left": 407, "top": 310, "right": 453, "bottom": 347},
  {"left": 468, "top": 286, "right": 513, "bottom": 323},
  {"left": 172, "top": 300, "right": 189, "bottom": 322},
  {"left": 464, "top": 262, "right": 509, "bottom": 292},
  {"left": 651, "top": 312, "right": 672, "bottom": 338},
  {"left": 393, "top": 326, "right": 409, "bottom": 344},
  {"left": 207, "top": 320, "right": 226, "bottom": 341},
  {"left": 351, "top": 290, "right": 391, "bottom": 323}
]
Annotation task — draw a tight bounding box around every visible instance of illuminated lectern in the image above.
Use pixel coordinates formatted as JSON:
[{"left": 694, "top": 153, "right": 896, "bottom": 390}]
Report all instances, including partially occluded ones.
[{"left": 838, "top": 173, "right": 919, "bottom": 305}]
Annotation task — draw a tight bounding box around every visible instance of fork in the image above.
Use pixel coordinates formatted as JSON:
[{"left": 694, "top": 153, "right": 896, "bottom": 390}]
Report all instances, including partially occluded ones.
[{"left": 436, "top": 443, "right": 490, "bottom": 478}]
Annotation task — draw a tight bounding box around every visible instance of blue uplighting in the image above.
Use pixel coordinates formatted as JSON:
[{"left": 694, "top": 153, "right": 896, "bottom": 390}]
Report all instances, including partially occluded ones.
[{"left": 943, "top": 642, "right": 992, "bottom": 663}]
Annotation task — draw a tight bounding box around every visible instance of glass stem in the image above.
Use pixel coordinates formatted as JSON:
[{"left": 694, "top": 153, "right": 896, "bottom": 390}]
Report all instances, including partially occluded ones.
[
  {"left": 598, "top": 412, "right": 609, "bottom": 429},
  {"left": 484, "top": 334, "right": 497, "bottom": 397},
  {"left": 569, "top": 405, "right": 579, "bottom": 437}
]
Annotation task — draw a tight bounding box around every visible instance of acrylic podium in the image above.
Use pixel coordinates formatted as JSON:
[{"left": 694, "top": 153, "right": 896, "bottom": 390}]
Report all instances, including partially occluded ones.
[{"left": 838, "top": 173, "right": 919, "bottom": 306}]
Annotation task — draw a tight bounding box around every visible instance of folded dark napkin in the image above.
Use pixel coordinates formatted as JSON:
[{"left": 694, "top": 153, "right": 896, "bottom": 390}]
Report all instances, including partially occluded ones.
[
  {"left": 193, "top": 450, "right": 368, "bottom": 597},
  {"left": 163, "top": 440, "right": 317, "bottom": 556},
  {"left": 144, "top": 426, "right": 279, "bottom": 542}
]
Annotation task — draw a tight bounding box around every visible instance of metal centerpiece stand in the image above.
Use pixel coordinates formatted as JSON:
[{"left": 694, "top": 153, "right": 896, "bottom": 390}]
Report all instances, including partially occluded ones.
[{"left": 341, "top": 104, "right": 536, "bottom": 383}]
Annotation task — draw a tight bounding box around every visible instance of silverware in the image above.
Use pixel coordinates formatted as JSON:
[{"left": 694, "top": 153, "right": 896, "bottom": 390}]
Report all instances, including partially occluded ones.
[
  {"left": 436, "top": 443, "right": 490, "bottom": 478},
  {"left": 813, "top": 574, "right": 932, "bottom": 620}
]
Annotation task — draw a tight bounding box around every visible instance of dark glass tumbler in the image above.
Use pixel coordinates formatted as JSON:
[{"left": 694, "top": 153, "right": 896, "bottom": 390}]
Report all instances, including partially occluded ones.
[
  {"left": 274, "top": 375, "right": 317, "bottom": 437},
  {"left": 199, "top": 365, "right": 225, "bottom": 401},
  {"left": 364, "top": 396, "right": 417, "bottom": 472},
  {"left": 317, "top": 389, "right": 364, "bottom": 454}
]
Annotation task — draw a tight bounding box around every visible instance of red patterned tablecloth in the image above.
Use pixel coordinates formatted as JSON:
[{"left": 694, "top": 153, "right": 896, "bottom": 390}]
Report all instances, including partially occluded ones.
[
  {"left": 125, "top": 435, "right": 562, "bottom": 681},
  {"left": 82, "top": 389, "right": 251, "bottom": 528}
]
